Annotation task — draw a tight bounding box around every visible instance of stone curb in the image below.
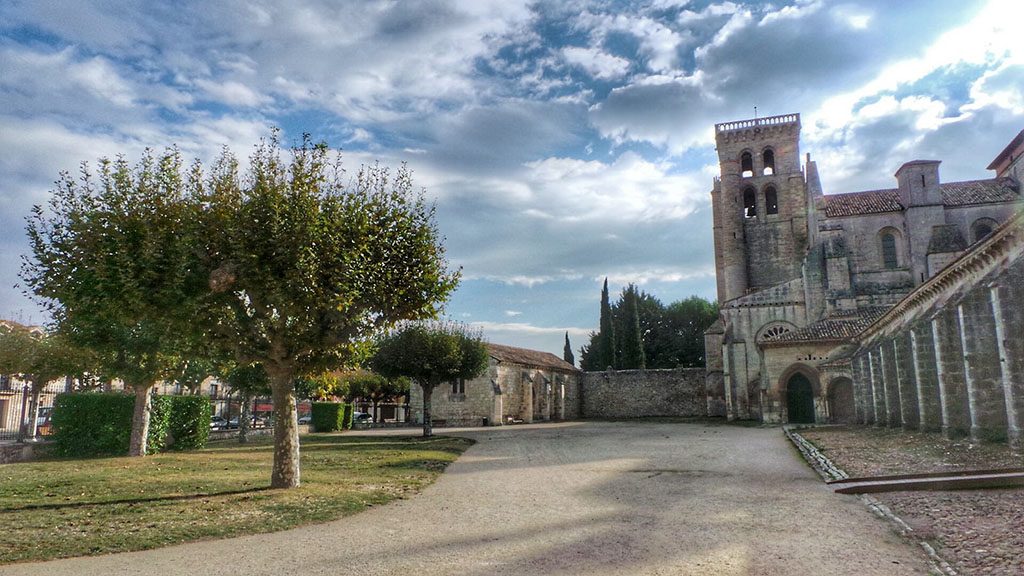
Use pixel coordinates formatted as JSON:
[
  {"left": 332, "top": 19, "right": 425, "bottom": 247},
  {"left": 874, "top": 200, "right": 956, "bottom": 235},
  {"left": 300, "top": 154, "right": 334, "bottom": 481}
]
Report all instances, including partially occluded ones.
[{"left": 783, "top": 426, "right": 958, "bottom": 576}]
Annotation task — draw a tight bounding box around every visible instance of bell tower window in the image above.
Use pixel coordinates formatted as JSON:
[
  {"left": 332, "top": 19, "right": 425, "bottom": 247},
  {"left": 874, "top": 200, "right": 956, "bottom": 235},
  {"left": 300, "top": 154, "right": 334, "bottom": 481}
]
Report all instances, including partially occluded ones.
[
  {"left": 762, "top": 149, "right": 775, "bottom": 176},
  {"left": 743, "top": 187, "right": 757, "bottom": 218},
  {"left": 741, "top": 151, "right": 753, "bottom": 178},
  {"left": 764, "top": 186, "right": 778, "bottom": 215}
]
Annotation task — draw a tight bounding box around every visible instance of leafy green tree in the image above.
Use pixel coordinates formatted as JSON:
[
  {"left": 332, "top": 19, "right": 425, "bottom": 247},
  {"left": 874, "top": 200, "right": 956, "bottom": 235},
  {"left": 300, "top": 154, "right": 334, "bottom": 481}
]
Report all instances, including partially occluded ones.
[
  {"left": 223, "top": 363, "right": 270, "bottom": 443},
  {"left": 370, "top": 322, "right": 487, "bottom": 437},
  {"left": 563, "top": 332, "right": 575, "bottom": 367},
  {"left": 617, "top": 284, "right": 646, "bottom": 370},
  {"left": 0, "top": 326, "right": 93, "bottom": 440},
  {"left": 597, "top": 278, "right": 616, "bottom": 369},
  {"left": 344, "top": 370, "right": 410, "bottom": 422},
  {"left": 191, "top": 135, "right": 458, "bottom": 488},
  {"left": 171, "top": 358, "right": 221, "bottom": 395},
  {"left": 23, "top": 150, "right": 200, "bottom": 456}
]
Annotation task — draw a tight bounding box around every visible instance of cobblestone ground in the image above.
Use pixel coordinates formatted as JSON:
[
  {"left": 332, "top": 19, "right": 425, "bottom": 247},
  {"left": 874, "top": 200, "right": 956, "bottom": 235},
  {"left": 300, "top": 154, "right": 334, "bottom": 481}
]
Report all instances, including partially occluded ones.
[{"left": 800, "top": 426, "right": 1024, "bottom": 575}]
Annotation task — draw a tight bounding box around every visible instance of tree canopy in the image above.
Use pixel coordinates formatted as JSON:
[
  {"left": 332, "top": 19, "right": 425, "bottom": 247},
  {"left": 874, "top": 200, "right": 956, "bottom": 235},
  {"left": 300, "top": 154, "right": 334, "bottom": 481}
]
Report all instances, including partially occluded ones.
[
  {"left": 580, "top": 286, "right": 718, "bottom": 371},
  {"left": 23, "top": 133, "right": 460, "bottom": 487},
  {"left": 370, "top": 321, "right": 488, "bottom": 437}
]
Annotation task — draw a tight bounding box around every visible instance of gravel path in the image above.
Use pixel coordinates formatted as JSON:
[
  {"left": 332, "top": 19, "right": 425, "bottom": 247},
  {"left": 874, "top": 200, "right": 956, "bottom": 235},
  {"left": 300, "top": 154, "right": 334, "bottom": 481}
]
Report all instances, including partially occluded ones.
[
  {"left": 2, "top": 421, "right": 933, "bottom": 576},
  {"left": 800, "top": 426, "right": 1024, "bottom": 575}
]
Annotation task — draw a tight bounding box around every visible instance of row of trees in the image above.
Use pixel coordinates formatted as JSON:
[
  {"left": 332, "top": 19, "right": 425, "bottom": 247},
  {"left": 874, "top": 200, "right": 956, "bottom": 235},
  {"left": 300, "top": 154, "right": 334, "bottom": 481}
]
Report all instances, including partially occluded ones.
[
  {"left": 579, "top": 280, "right": 718, "bottom": 371},
  {"left": 21, "top": 134, "right": 462, "bottom": 488}
]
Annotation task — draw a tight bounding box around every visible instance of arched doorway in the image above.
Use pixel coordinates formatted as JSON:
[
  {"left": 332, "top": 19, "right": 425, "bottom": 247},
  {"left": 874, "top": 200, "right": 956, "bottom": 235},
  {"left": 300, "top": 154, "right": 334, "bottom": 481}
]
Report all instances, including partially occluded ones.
[
  {"left": 786, "top": 373, "right": 815, "bottom": 424},
  {"left": 828, "top": 378, "right": 855, "bottom": 424}
]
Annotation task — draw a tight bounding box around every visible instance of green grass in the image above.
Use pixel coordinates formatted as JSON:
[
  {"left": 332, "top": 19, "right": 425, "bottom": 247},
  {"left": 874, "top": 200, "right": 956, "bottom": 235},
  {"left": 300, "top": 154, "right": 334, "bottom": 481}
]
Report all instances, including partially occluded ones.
[{"left": 0, "top": 433, "right": 473, "bottom": 564}]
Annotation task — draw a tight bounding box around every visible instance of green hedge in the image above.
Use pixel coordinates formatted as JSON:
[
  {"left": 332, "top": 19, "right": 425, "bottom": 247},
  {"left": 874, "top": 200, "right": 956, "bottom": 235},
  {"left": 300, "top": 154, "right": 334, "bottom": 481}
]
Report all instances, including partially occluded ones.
[
  {"left": 164, "top": 396, "right": 211, "bottom": 451},
  {"left": 50, "top": 392, "right": 210, "bottom": 457},
  {"left": 310, "top": 402, "right": 353, "bottom": 432}
]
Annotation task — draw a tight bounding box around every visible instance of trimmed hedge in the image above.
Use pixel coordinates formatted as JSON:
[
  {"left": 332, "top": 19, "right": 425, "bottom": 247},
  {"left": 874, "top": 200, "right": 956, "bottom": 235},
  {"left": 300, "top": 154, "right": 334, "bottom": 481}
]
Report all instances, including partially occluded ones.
[
  {"left": 164, "top": 396, "right": 211, "bottom": 451},
  {"left": 310, "top": 402, "right": 353, "bottom": 432},
  {"left": 50, "top": 392, "right": 211, "bottom": 457}
]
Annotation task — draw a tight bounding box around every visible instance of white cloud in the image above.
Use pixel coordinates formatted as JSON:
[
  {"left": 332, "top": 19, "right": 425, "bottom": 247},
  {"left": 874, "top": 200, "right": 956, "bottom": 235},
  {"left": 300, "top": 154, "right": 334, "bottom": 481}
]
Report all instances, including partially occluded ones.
[
  {"left": 505, "top": 310, "right": 523, "bottom": 317},
  {"left": 195, "top": 79, "right": 268, "bottom": 108},
  {"left": 562, "top": 46, "right": 631, "bottom": 80}
]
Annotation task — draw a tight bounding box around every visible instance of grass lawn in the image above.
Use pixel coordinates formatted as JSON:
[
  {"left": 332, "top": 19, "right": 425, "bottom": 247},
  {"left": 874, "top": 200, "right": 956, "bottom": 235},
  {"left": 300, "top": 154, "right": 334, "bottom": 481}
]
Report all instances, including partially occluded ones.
[{"left": 0, "top": 433, "right": 473, "bottom": 564}]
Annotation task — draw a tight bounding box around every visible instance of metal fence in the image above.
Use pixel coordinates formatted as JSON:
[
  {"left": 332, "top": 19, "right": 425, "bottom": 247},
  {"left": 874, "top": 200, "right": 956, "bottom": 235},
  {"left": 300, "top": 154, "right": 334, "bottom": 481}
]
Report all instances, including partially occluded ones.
[{"left": 0, "top": 376, "right": 67, "bottom": 442}]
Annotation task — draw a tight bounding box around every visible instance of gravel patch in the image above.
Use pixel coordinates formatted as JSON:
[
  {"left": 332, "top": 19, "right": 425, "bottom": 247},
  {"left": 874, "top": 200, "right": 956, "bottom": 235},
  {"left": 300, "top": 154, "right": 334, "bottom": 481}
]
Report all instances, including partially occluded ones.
[{"left": 800, "top": 425, "right": 1024, "bottom": 575}]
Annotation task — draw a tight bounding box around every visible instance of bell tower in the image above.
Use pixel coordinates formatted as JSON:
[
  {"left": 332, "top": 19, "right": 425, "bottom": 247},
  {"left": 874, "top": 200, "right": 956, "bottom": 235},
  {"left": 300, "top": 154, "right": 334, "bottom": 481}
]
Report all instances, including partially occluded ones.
[{"left": 711, "top": 113, "right": 808, "bottom": 303}]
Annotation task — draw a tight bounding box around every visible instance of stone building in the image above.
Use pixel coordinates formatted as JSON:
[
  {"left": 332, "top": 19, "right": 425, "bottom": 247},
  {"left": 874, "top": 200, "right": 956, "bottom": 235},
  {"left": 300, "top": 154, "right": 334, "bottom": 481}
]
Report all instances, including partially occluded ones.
[
  {"left": 704, "top": 113, "right": 1024, "bottom": 426},
  {"left": 409, "top": 343, "right": 581, "bottom": 427}
]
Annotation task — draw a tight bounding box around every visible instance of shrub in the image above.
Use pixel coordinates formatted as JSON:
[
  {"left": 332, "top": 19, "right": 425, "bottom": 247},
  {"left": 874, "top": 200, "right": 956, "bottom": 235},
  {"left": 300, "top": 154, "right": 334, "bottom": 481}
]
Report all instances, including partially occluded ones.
[
  {"left": 50, "top": 392, "right": 210, "bottom": 456},
  {"left": 51, "top": 393, "right": 133, "bottom": 457},
  {"left": 165, "top": 396, "right": 211, "bottom": 451},
  {"left": 311, "top": 402, "right": 353, "bottom": 432}
]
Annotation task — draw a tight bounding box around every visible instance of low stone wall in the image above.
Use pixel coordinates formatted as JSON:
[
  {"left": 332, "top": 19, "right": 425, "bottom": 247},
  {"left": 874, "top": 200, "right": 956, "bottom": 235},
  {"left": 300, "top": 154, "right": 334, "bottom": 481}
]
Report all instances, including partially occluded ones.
[{"left": 581, "top": 368, "right": 707, "bottom": 419}]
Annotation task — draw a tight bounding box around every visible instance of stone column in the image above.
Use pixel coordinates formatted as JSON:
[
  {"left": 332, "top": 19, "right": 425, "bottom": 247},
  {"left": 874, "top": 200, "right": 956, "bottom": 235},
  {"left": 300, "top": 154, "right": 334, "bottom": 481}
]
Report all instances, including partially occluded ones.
[
  {"left": 932, "top": 310, "right": 970, "bottom": 438},
  {"left": 893, "top": 335, "right": 920, "bottom": 429},
  {"left": 992, "top": 278, "right": 1024, "bottom": 446},
  {"left": 869, "top": 348, "right": 887, "bottom": 426},
  {"left": 958, "top": 292, "right": 1008, "bottom": 442},
  {"left": 910, "top": 324, "right": 942, "bottom": 432},
  {"left": 522, "top": 374, "right": 534, "bottom": 423},
  {"left": 880, "top": 341, "right": 902, "bottom": 427},
  {"left": 852, "top": 354, "right": 875, "bottom": 425}
]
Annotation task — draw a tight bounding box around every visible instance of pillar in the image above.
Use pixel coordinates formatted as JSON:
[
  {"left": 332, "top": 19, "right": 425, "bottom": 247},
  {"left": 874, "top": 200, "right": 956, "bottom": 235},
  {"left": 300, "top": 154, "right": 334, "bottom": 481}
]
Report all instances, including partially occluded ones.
[
  {"left": 992, "top": 277, "right": 1024, "bottom": 445},
  {"left": 869, "top": 348, "right": 887, "bottom": 426},
  {"left": 932, "top": 310, "right": 971, "bottom": 438},
  {"left": 880, "top": 341, "right": 902, "bottom": 427},
  {"left": 958, "top": 292, "right": 1008, "bottom": 442},
  {"left": 910, "top": 324, "right": 942, "bottom": 432},
  {"left": 893, "top": 335, "right": 920, "bottom": 429}
]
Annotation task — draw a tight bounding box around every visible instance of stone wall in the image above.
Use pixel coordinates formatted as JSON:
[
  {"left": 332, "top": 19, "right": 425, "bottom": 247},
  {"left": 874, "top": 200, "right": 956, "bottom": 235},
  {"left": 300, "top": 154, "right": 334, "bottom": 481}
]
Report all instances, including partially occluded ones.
[
  {"left": 852, "top": 212, "right": 1024, "bottom": 444},
  {"left": 581, "top": 368, "right": 706, "bottom": 419}
]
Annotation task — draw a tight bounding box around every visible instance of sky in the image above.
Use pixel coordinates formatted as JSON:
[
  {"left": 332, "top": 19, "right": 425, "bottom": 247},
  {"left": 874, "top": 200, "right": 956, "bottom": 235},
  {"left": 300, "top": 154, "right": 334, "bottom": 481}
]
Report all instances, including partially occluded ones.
[{"left": 1, "top": 0, "right": 1023, "bottom": 360}]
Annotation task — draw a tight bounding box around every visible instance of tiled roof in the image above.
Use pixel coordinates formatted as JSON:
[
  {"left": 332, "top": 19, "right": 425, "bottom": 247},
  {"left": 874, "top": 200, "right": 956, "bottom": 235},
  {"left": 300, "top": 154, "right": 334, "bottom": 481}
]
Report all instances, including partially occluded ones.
[
  {"left": 941, "top": 178, "right": 1020, "bottom": 206},
  {"left": 763, "top": 307, "right": 890, "bottom": 346},
  {"left": 487, "top": 343, "right": 578, "bottom": 372},
  {"left": 823, "top": 178, "right": 1019, "bottom": 217}
]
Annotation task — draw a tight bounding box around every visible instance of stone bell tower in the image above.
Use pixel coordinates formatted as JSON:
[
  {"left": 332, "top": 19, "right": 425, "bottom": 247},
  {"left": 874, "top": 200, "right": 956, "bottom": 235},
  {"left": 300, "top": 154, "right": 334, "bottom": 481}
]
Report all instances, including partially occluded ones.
[{"left": 711, "top": 113, "right": 808, "bottom": 303}]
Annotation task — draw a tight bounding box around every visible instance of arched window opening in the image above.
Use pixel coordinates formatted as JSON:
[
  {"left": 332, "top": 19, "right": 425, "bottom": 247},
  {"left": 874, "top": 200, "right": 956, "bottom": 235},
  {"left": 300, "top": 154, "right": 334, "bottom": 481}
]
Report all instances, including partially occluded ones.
[
  {"left": 762, "top": 149, "right": 775, "bottom": 176},
  {"left": 743, "top": 187, "right": 757, "bottom": 218},
  {"left": 740, "top": 151, "right": 753, "bottom": 178},
  {"left": 971, "top": 218, "right": 997, "bottom": 243},
  {"left": 881, "top": 232, "right": 898, "bottom": 269},
  {"left": 764, "top": 186, "right": 779, "bottom": 215}
]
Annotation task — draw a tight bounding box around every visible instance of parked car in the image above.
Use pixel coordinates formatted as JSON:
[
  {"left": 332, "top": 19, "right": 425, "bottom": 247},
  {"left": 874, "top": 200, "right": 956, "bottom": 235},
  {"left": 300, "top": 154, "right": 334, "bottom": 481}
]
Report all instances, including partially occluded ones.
[
  {"left": 352, "top": 411, "right": 372, "bottom": 424},
  {"left": 210, "top": 415, "right": 228, "bottom": 429},
  {"left": 297, "top": 414, "right": 312, "bottom": 425}
]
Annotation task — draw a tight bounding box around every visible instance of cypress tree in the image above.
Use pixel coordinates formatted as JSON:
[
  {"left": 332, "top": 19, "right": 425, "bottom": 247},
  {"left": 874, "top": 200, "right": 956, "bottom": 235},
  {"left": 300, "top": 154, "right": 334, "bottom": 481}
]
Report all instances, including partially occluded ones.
[
  {"left": 563, "top": 331, "right": 575, "bottom": 366},
  {"left": 598, "top": 278, "right": 617, "bottom": 369},
  {"left": 619, "top": 284, "right": 646, "bottom": 369}
]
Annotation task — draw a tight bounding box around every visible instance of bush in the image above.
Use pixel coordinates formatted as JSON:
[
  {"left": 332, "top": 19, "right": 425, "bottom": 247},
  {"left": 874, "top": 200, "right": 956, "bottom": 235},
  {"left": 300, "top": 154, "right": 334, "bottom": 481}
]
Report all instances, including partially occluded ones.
[
  {"left": 311, "top": 402, "right": 353, "bottom": 432},
  {"left": 51, "top": 393, "right": 141, "bottom": 457},
  {"left": 50, "top": 392, "right": 210, "bottom": 457},
  {"left": 165, "top": 396, "right": 211, "bottom": 451}
]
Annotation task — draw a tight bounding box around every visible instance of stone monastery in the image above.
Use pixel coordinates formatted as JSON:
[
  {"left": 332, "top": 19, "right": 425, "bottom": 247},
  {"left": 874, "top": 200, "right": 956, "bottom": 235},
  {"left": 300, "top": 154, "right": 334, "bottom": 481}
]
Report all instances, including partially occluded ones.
[{"left": 704, "top": 113, "right": 1024, "bottom": 443}]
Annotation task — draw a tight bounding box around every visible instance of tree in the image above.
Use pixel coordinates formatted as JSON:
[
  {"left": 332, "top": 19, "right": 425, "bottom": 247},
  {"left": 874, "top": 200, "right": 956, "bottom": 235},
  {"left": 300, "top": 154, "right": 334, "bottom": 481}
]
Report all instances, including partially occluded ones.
[
  {"left": 23, "top": 150, "right": 201, "bottom": 456},
  {"left": 0, "top": 326, "right": 92, "bottom": 441},
  {"left": 562, "top": 332, "right": 575, "bottom": 367},
  {"left": 597, "top": 278, "right": 616, "bottom": 369},
  {"left": 618, "top": 284, "right": 646, "bottom": 370},
  {"left": 223, "top": 363, "right": 271, "bottom": 444},
  {"left": 370, "top": 321, "right": 488, "bottom": 437},
  {"left": 192, "top": 135, "right": 459, "bottom": 488},
  {"left": 344, "top": 370, "right": 410, "bottom": 423}
]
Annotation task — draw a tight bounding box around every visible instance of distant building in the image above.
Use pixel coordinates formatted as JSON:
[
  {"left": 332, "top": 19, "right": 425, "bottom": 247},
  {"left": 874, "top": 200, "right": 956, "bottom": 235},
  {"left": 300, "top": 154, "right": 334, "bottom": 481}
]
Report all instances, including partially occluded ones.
[
  {"left": 704, "top": 113, "right": 1024, "bottom": 441},
  {"left": 409, "top": 343, "right": 581, "bottom": 427}
]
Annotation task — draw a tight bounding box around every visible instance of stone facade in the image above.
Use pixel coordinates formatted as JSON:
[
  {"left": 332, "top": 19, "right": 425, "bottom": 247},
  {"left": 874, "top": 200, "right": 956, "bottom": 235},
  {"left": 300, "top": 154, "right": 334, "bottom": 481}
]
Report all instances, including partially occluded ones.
[
  {"left": 705, "top": 114, "right": 1024, "bottom": 425},
  {"left": 409, "top": 343, "right": 580, "bottom": 426},
  {"left": 581, "top": 368, "right": 705, "bottom": 419}
]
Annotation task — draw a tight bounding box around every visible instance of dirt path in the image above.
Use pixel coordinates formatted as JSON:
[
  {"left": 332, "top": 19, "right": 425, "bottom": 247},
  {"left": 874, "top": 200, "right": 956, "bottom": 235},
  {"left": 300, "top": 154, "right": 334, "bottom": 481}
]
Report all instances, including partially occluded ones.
[{"left": 2, "top": 421, "right": 933, "bottom": 575}]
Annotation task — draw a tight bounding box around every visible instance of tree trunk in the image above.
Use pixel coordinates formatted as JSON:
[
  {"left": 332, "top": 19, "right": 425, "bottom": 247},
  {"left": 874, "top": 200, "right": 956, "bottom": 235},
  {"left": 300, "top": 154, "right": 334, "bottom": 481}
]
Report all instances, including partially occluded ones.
[
  {"left": 239, "top": 392, "right": 253, "bottom": 444},
  {"left": 26, "top": 385, "right": 42, "bottom": 441},
  {"left": 268, "top": 371, "right": 300, "bottom": 488},
  {"left": 128, "top": 383, "right": 154, "bottom": 456},
  {"left": 422, "top": 384, "right": 433, "bottom": 438},
  {"left": 372, "top": 399, "right": 380, "bottom": 423}
]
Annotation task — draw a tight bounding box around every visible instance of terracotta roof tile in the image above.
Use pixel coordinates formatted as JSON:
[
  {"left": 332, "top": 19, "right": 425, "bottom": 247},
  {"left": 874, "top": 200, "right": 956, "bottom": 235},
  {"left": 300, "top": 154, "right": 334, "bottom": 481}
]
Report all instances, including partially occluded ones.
[
  {"left": 763, "top": 307, "right": 889, "bottom": 345},
  {"left": 823, "top": 178, "right": 1019, "bottom": 217},
  {"left": 486, "top": 343, "right": 578, "bottom": 372}
]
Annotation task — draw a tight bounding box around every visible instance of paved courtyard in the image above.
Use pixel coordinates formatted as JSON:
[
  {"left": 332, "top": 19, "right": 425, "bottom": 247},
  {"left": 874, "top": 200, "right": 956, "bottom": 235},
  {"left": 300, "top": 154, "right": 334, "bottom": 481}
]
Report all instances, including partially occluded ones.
[{"left": 3, "top": 421, "right": 933, "bottom": 575}]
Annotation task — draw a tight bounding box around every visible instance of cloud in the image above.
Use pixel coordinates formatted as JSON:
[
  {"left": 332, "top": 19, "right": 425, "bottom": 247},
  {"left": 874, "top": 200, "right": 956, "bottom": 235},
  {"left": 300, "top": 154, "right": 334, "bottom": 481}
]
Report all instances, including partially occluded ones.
[{"left": 562, "top": 46, "right": 631, "bottom": 80}]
